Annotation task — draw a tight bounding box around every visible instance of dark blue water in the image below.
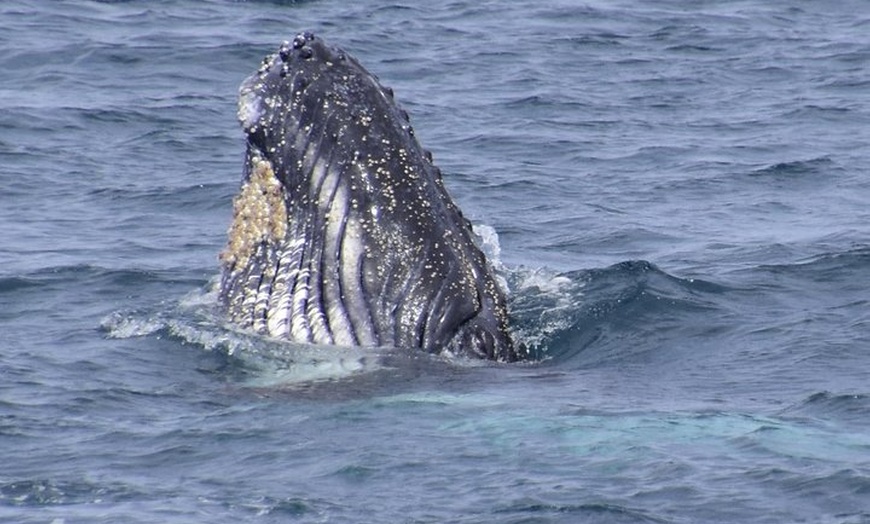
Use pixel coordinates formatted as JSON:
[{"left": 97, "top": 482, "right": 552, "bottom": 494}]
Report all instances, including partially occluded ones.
[{"left": 2, "top": 1, "right": 869, "bottom": 522}]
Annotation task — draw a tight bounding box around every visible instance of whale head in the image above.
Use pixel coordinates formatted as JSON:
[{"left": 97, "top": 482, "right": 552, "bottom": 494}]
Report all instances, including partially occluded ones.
[{"left": 220, "top": 33, "right": 519, "bottom": 362}]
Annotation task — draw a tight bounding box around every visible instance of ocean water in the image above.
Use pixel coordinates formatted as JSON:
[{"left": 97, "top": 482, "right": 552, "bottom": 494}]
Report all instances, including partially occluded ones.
[{"left": 2, "top": 0, "right": 869, "bottom": 522}]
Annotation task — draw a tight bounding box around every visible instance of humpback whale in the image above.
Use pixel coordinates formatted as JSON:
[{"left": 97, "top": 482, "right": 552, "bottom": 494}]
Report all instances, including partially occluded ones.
[{"left": 219, "top": 32, "right": 519, "bottom": 362}]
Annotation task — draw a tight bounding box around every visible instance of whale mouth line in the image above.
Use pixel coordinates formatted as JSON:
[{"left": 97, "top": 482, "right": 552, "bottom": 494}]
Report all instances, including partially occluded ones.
[{"left": 219, "top": 32, "right": 521, "bottom": 362}]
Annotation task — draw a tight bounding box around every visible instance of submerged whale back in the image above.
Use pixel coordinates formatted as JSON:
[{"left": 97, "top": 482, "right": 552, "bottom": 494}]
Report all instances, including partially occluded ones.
[{"left": 219, "top": 33, "right": 518, "bottom": 361}]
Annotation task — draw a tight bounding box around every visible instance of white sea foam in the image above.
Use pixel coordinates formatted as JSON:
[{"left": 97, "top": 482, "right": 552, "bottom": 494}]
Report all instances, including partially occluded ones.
[
  {"left": 472, "top": 223, "right": 510, "bottom": 293},
  {"left": 100, "top": 310, "right": 165, "bottom": 339}
]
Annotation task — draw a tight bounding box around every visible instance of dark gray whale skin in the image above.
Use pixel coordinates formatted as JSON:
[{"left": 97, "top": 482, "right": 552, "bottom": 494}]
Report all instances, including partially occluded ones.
[{"left": 219, "top": 32, "right": 518, "bottom": 361}]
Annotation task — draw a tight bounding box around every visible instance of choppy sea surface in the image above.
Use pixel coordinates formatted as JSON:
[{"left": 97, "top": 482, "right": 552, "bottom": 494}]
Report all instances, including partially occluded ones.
[{"left": 2, "top": 1, "right": 869, "bottom": 522}]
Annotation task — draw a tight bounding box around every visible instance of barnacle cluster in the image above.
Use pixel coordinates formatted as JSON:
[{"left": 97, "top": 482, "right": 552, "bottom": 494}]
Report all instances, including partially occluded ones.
[{"left": 220, "top": 157, "right": 288, "bottom": 269}]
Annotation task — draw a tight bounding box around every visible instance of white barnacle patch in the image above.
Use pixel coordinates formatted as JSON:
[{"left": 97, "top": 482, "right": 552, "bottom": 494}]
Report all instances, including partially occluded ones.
[
  {"left": 238, "top": 83, "right": 265, "bottom": 131},
  {"left": 220, "top": 157, "right": 288, "bottom": 270},
  {"left": 358, "top": 112, "right": 373, "bottom": 127}
]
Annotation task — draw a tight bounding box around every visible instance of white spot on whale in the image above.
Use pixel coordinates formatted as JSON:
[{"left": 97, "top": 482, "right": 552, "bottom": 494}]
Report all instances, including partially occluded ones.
[{"left": 238, "top": 84, "right": 264, "bottom": 131}]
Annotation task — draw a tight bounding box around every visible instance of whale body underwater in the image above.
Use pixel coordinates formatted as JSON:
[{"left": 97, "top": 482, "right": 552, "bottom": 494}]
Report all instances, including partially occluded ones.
[{"left": 219, "top": 32, "right": 521, "bottom": 362}]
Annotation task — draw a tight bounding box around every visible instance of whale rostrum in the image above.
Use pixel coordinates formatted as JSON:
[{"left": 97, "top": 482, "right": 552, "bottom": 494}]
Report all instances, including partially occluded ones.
[{"left": 219, "top": 32, "right": 519, "bottom": 362}]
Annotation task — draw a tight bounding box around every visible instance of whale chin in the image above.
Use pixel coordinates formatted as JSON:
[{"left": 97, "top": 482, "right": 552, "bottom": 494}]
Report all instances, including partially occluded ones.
[{"left": 218, "top": 32, "right": 520, "bottom": 362}]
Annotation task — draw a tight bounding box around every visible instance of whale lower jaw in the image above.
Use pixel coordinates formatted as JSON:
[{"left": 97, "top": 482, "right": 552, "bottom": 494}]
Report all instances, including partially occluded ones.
[
  {"left": 219, "top": 33, "right": 519, "bottom": 362},
  {"left": 220, "top": 152, "right": 379, "bottom": 349}
]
